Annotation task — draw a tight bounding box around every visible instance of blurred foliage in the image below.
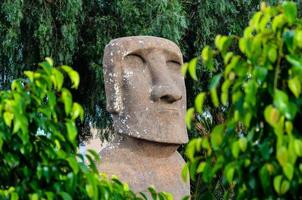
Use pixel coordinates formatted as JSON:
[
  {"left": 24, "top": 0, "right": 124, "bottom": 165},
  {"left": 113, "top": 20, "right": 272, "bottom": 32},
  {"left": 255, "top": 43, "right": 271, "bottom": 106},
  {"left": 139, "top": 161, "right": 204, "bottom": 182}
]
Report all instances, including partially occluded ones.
[
  {"left": 184, "top": 1, "right": 302, "bottom": 199},
  {"left": 0, "top": 0, "right": 187, "bottom": 142},
  {"left": 0, "top": 58, "right": 173, "bottom": 200},
  {"left": 0, "top": 0, "right": 267, "bottom": 142}
]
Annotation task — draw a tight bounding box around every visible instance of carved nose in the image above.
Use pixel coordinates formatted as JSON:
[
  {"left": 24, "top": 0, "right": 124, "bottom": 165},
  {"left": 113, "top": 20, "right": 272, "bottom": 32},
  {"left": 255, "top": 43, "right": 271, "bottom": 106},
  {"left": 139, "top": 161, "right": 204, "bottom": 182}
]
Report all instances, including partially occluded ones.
[{"left": 151, "top": 85, "right": 182, "bottom": 103}]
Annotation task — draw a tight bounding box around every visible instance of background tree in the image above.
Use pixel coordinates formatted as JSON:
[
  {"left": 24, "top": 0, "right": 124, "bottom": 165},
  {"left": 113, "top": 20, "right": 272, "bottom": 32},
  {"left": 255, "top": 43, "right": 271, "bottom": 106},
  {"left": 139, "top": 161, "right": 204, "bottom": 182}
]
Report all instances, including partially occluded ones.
[{"left": 0, "top": 0, "right": 262, "bottom": 142}]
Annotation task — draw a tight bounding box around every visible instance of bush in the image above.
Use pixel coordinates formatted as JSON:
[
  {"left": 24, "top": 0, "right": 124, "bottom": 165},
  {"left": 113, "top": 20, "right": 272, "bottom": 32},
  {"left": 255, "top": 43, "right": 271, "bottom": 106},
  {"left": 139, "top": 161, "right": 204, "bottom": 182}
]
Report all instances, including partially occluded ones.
[
  {"left": 0, "top": 58, "right": 171, "bottom": 200},
  {"left": 184, "top": 1, "right": 302, "bottom": 199}
]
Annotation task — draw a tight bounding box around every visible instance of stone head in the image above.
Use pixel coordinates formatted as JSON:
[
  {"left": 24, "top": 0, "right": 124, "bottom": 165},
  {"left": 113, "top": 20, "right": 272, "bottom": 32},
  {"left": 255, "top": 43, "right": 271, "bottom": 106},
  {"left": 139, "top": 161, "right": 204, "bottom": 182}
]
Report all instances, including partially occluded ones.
[{"left": 103, "top": 36, "right": 188, "bottom": 144}]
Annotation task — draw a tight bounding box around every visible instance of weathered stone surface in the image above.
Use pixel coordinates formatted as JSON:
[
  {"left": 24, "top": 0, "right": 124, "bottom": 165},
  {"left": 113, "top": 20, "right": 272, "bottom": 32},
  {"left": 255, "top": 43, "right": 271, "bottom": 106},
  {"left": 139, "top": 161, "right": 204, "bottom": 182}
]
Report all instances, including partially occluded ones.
[
  {"left": 103, "top": 36, "right": 188, "bottom": 144},
  {"left": 99, "top": 136, "right": 189, "bottom": 199},
  {"left": 99, "top": 36, "right": 190, "bottom": 199}
]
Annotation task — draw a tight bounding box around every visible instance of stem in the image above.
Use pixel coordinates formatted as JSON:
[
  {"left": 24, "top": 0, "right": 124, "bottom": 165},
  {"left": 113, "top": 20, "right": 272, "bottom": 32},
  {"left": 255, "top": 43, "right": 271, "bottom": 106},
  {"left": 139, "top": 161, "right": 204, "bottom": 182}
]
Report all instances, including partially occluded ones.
[
  {"left": 274, "top": 35, "right": 283, "bottom": 90},
  {"left": 193, "top": 175, "right": 202, "bottom": 200}
]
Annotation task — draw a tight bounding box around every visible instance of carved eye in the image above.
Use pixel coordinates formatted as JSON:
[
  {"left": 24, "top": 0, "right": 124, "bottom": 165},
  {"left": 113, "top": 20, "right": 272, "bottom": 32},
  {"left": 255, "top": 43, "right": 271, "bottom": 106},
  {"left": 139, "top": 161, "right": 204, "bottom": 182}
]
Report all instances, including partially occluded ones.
[
  {"left": 166, "top": 60, "right": 181, "bottom": 71},
  {"left": 124, "top": 54, "right": 144, "bottom": 69}
]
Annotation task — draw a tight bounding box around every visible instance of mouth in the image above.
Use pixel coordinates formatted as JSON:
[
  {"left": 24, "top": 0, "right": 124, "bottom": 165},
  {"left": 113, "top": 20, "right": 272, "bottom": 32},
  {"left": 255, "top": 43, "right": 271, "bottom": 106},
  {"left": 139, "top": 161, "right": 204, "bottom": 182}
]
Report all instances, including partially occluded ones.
[{"left": 158, "top": 108, "right": 179, "bottom": 114}]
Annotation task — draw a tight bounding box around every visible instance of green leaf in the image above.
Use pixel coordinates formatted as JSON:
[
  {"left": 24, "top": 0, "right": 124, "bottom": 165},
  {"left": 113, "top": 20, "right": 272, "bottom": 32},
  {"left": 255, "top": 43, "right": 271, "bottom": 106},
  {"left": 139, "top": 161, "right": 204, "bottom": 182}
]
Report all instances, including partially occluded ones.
[
  {"left": 288, "top": 76, "right": 301, "bottom": 98},
  {"left": 209, "top": 74, "right": 222, "bottom": 90},
  {"left": 65, "top": 120, "right": 77, "bottom": 142},
  {"left": 11, "top": 192, "right": 19, "bottom": 200},
  {"left": 259, "top": 165, "right": 270, "bottom": 190},
  {"left": 59, "top": 192, "right": 72, "bottom": 200},
  {"left": 52, "top": 68, "right": 64, "bottom": 91},
  {"left": 284, "top": 31, "right": 295, "bottom": 52},
  {"left": 197, "top": 162, "right": 206, "bottom": 173},
  {"left": 61, "top": 65, "right": 80, "bottom": 89},
  {"left": 239, "top": 137, "right": 248, "bottom": 152},
  {"left": 86, "top": 184, "right": 94, "bottom": 198},
  {"left": 272, "top": 14, "right": 285, "bottom": 31},
  {"left": 148, "top": 186, "right": 158, "bottom": 200},
  {"left": 181, "top": 164, "right": 189, "bottom": 183},
  {"left": 277, "top": 146, "right": 288, "bottom": 167},
  {"left": 224, "top": 163, "right": 235, "bottom": 183},
  {"left": 71, "top": 102, "right": 84, "bottom": 121},
  {"left": 38, "top": 61, "right": 52, "bottom": 75},
  {"left": 254, "top": 66, "right": 268, "bottom": 85},
  {"left": 294, "top": 30, "right": 302, "bottom": 48},
  {"left": 286, "top": 54, "right": 302, "bottom": 68},
  {"left": 181, "top": 63, "right": 188, "bottom": 76},
  {"left": 294, "top": 139, "right": 302, "bottom": 156},
  {"left": 201, "top": 46, "right": 211, "bottom": 61},
  {"left": 201, "top": 46, "right": 214, "bottom": 71},
  {"left": 24, "top": 71, "right": 34, "bottom": 82},
  {"left": 139, "top": 192, "right": 148, "bottom": 200},
  {"left": 283, "top": 1, "right": 297, "bottom": 24},
  {"left": 185, "top": 139, "right": 196, "bottom": 161},
  {"left": 274, "top": 89, "right": 289, "bottom": 115},
  {"left": 224, "top": 52, "right": 233, "bottom": 65},
  {"left": 221, "top": 80, "right": 231, "bottom": 106},
  {"left": 280, "top": 180, "right": 290, "bottom": 195},
  {"left": 3, "top": 111, "right": 14, "bottom": 127},
  {"left": 45, "top": 57, "right": 54, "bottom": 67},
  {"left": 285, "top": 121, "right": 293, "bottom": 134},
  {"left": 188, "top": 58, "right": 198, "bottom": 80},
  {"left": 185, "top": 108, "right": 195, "bottom": 130},
  {"left": 29, "top": 194, "right": 39, "bottom": 200},
  {"left": 67, "top": 157, "right": 79, "bottom": 174},
  {"left": 210, "top": 88, "right": 219, "bottom": 108},
  {"left": 61, "top": 88, "right": 73, "bottom": 115},
  {"left": 210, "top": 124, "right": 225, "bottom": 150},
  {"left": 273, "top": 175, "right": 282, "bottom": 194},
  {"left": 283, "top": 163, "right": 294, "bottom": 180},
  {"left": 194, "top": 92, "right": 206, "bottom": 113},
  {"left": 268, "top": 46, "right": 277, "bottom": 63},
  {"left": 215, "top": 35, "right": 231, "bottom": 54},
  {"left": 231, "top": 141, "right": 240, "bottom": 158},
  {"left": 264, "top": 105, "right": 280, "bottom": 127}
]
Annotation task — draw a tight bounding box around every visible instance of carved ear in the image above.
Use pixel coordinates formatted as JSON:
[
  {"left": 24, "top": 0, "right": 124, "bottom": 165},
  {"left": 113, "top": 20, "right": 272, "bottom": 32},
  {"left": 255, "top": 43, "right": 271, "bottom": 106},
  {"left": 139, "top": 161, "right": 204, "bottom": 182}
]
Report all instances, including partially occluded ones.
[{"left": 103, "top": 45, "right": 123, "bottom": 114}]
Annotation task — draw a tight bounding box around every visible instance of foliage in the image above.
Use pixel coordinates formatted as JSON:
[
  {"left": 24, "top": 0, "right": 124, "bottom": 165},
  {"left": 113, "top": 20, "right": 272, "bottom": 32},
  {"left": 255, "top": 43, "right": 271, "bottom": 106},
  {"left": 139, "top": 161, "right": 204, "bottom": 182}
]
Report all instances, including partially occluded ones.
[
  {"left": 0, "top": 0, "right": 188, "bottom": 141},
  {"left": 0, "top": 58, "right": 172, "bottom": 200},
  {"left": 184, "top": 1, "right": 302, "bottom": 199}
]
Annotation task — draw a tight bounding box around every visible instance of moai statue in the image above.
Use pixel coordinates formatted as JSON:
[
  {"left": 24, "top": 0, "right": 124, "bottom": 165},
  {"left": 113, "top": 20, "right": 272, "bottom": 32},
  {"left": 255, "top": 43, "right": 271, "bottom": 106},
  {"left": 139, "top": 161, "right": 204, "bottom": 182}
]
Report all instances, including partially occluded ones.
[{"left": 98, "top": 36, "right": 190, "bottom": 199}]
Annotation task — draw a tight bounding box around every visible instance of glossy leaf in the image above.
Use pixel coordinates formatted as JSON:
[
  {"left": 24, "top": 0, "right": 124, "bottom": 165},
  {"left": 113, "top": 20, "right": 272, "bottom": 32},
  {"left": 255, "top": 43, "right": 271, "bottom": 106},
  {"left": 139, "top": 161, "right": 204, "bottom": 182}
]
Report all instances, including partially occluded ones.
[
  {"left": 3, "top": 111, "right": 14, "bottom": 127},
  {"left": 210, "top": 124, "right": 225, "bottom": 150},
  {"left": 273, "top": 175, "right": 282, "bottom": 194},
  {"left": 61, "top": 65, "right": 80, "bottom": 89},
  {"left": 194, "top": 92, "right": 206, "bottom": 113},
  {"left": 238, "top": 137, "right": 247, "bottom": 152},
  {"left": 283, "top": 1, "right": 297, "bottom": 24},
  {"left": 277, "top": 146, "right": 288, "bottom": 166},
  {"left": 188, "top": 58, "right": 198, "bottom": 80},
  {"left": 224, "top": 163, "right": 235, "bottom": 183},
  {"left": 283, "top": 163, "right": 294, "bottom": 180},
  {"left": 288, "top": 76, "right": 301, "bottom": 98},
  {"left": 264, "top": 105, "right": 280, "bottom": 127},
  {"left": 185, "top": 108, "right": 195, "bottom": 130},
  {"left": 61, "top": 88, "right": 73, "bottom": 115}
]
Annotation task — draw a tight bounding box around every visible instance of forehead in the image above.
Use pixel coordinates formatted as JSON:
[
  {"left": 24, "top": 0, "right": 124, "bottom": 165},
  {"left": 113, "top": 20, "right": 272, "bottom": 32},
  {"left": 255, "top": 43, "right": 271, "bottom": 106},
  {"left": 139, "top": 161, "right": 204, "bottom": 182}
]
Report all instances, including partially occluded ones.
[{"left": 105, "top": 36, "right": 182, "bottom": 60}]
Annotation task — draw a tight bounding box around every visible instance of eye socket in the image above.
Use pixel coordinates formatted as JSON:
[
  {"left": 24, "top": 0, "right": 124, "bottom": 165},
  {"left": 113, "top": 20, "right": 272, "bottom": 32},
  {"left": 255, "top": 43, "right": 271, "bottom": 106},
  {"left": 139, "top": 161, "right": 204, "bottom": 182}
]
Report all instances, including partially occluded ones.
[
  {"left": 166, "top": 60, "right": 181, "bottom": 70},
  {"left": 124, "top": 54, "right": 145, "bottom": 69}
]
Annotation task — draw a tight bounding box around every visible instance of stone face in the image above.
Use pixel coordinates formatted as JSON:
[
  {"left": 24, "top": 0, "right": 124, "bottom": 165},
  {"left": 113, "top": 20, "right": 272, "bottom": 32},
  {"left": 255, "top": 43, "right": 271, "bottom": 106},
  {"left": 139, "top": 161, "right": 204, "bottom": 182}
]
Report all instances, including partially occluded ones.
[
  {"left": 103, "top": 36, "right": 188, "bottom": 144},
  {"left": 99, "top": 36, "right": 190, "bottom": 199}
]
